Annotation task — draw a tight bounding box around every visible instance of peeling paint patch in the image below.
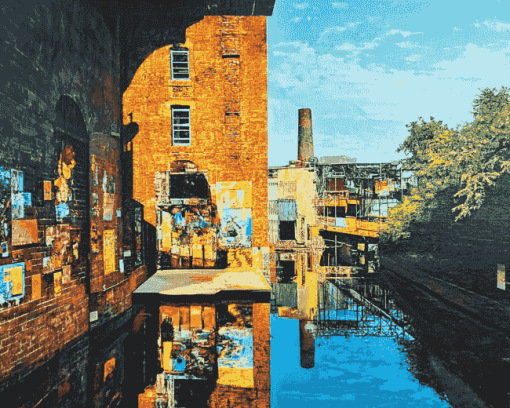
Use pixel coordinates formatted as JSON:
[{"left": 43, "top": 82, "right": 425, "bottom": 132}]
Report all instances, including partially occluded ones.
[
  {"left": 0, "top": 262, "right": 25, "bottom": 305},
  {"left": 43, "top": 180, "right": 52, "bottom": 200},
  {"left": 103, "top": 229, "right": 115, "bottom": 274},
  {"left": 11, "top": 169, "right": 24, "bottom": 220},
  {"left": 103, "top": 193, "right": 114, "bottom": 221},
  {"left": 220, "top": 208, "right": 252, "bottom": 248},
  {"left": 63, "top": 265, "right": 71, "bottom": 284},
  {"left": 12, "top": 219, "right": 38, "bottom": 246},
  {"left": 31, "top": 274, "right": 41, "bottom": 300},
  {"left": 54, "top": 271, "right": 62, "bottom": 296}
]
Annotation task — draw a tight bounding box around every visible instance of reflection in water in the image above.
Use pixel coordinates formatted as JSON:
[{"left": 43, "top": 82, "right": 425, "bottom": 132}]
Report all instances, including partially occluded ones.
[
  {"left": 138, "top": 301, "right": 270, "bottom": 407},
  {"left": 271, "top": 276, "right": 452, "bottom": 407},
  {"left": 7, "top": 272, "right": 501, "bottom": 407}
]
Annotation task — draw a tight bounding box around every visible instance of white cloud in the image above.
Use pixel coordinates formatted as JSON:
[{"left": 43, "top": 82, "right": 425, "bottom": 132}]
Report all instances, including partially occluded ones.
[
  {"left": 318, "top": 26, "right": 347, "bottom": 42},
  {"left": 293, "top": 3, "right": 309, "bottom": 9},
  {"left": 404, "top": 54, "right": 422, "bottom": 62},
  {"left": 269, "top": 40, "right": 510, "bottom": 165},
  {"left": 395, "top": 41, "right": 423, "bottom": 49},
  {"left": 335, "top": 41, "right": 380, "bottom": 53},
  {"left": 483, "top": 19, "right": 510, "bottom": 32},
  {"left": 346, "top": 21, "right": 360, "bottom": 27},
  {"left": 453, "top": 26, "right": 462, "bottom": 31},
  {"left": 332, "top": 2, "right": 348, "bottom": 8},
  {"left": 291, "top": 17, "right": 302, "bottom": 23},
  {"left": 335, "top": 43, "right": 358, "bottom": 51},
  {"left": 473, "top": 22, "right": 481, "bottom": 28},
  {"left": 386, "top": 29, "right": 423, "bottom": 38}
]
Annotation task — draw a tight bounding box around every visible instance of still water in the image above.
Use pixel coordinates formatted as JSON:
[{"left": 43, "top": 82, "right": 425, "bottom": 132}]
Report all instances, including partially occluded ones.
[
  {"left": 6, "top": 271, "right": 501, "bottom": 407},
  {"left": 270, "top": 277, "right": 450, "bottom": 407}
]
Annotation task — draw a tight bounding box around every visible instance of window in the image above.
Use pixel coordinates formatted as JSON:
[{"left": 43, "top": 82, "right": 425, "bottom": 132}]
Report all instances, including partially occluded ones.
[
  {"left": 172, "top": 108, "right": 191, "bottom": 145},
  {"left": 169, "top": 173, "right": 209, "bottom": 199},
  {"left": 347, "top": 203, "right": 357, "bottom": 217},
  {"left": 171, "top": 49, "right": 189, "bottom": 80},
  {"left": 279, "top": 220, "right": 296, "bottom": 241}
]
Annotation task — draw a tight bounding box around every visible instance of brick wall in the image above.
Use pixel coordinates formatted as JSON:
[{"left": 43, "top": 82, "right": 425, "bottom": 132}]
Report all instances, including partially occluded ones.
[
  {"left": 122, "top": 16, "right": 268, "bottom": 249},
  {"left": 0, "top": 0, "right": 146, "bottom": 393}
]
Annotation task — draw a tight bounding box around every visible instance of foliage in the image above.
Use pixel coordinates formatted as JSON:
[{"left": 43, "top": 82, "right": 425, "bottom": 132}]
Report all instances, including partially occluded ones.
[{"left": 380, "top": 87, "right": 510, "bottom": 243}]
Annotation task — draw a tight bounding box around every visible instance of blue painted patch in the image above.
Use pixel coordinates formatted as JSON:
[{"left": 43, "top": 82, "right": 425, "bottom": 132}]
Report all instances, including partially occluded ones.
[
  {"left": 103, "top": 171, "right": 108, "bottom": 192},
  {"left": 43, "top": 257, "right": 51, "bottom": 268},
  {"left": 276, "top": 200, "right": 297, "bottom": 221},
  {"left": 0, "top": 262, "right": 25, "bottom": 304},
  {"left": 11, "top": 193, "right": 24, "bottom": 219},
  {"left": 10, "top": 169, "right": 23, "bottom": 192},
  {"left": 174, "top": 212, "right": 185, "bottom": 228},
  {"left": 220, "top": 208, "right": 252, "bottom": 248},
  {"left": 217, "top": 327, "right": 253, "bottom": 369},
  {"left": 173, "top": 357, "right": 186, "bottom": 372},
  {"left": 335, "top": 218, "right": 347, "bottom": 228},
  {"left": 0, "top": 167, "right": 10, "bottom": 187},
  {"left": 56, "top": 203, "right": 69, "bottom": 221},
  {"left": 23, "top": 192, "right": 32, "bottom": 207}
]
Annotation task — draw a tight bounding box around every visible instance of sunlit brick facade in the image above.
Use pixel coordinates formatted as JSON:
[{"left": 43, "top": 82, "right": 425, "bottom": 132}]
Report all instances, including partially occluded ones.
[{"left": 123, "top": 16, "right": 269, "bottom": 275}]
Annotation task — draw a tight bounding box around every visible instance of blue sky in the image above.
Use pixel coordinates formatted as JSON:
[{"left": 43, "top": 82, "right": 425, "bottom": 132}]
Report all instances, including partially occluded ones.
[{"left": 267, "top": 0, "right": 510, "bottom": 166}]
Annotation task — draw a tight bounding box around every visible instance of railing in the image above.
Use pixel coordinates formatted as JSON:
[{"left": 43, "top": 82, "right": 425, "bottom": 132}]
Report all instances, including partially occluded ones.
[
  {"left": 319, "top": 265, "right": 354, "bottom": 275},
  {"left": 323, "top": 190, "right": 349, "bottom": 199},
  {"left": 316, "top": 216, "right": 343, "bottom": 228}
]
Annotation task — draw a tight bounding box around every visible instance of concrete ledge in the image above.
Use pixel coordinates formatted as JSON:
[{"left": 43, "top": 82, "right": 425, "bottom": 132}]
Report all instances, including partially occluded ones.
[{"left": 133, "top": 268, "right": 271, "bottom": 302}]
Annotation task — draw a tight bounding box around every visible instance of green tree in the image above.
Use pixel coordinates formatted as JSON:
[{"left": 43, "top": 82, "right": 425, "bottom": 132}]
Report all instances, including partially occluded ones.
[{"left": 381, "top": 87, "right": 510, "bottom": 243}]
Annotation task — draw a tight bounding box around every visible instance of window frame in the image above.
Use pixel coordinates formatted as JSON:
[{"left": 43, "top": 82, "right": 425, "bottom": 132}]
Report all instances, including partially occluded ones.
[
  {"left": 170, "top": 49, "right": 190, "bottom": 81},
  {"left": 172, "top": 107, "right": 191, "bottom": 146}
]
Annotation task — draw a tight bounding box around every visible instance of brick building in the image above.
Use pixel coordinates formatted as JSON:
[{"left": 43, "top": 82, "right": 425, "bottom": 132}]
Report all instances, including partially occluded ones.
[
  {"left": 0, "top": 0, "right": 275, "bottom": 407},
  {"left": 123, "top": 15, "right": 270, "bottom": 278},
  {"left": 123, "top": 15, "right": 273, "bottom": 406}
]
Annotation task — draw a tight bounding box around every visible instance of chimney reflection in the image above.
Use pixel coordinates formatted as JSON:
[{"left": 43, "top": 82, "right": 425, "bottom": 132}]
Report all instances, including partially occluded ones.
[{"left": 299, "top": 319, "right": 315, "bottom": 369}]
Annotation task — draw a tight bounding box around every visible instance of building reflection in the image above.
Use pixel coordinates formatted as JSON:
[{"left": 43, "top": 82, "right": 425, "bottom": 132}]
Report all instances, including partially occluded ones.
[
  {"left": 272, "top": 269, "right": 413, "bottom": 369},
  {"left": 138, "top": 301, "right": 270, "bottom": 407}
]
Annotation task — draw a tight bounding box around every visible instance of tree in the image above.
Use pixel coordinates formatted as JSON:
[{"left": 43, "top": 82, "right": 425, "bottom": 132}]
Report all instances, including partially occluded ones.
[{"left": 381, "top": 87, "right": 510, "bottom": 243}]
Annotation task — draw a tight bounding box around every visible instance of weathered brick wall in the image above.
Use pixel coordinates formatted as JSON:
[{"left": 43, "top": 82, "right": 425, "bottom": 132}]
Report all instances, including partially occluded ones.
[
  {"left": 122, "top": 16, "right": 268, "bottom": 249},
  {"left": 1, "top": 305, "right": 146, "bottom": 407},
  {"left": 0, "top": 0, "right": 134, "bottom": 391},
  {"left": 89, "top": 134, "right": 147, "bottom": 329}
]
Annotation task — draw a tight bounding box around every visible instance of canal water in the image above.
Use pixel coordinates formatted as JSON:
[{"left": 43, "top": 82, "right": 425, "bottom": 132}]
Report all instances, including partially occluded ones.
[
  {"left": 270, "top": 277, "right": 451, "bottom": 407},
  {"left": 6, "top": 271, "right": 508, "bottom": 407}
]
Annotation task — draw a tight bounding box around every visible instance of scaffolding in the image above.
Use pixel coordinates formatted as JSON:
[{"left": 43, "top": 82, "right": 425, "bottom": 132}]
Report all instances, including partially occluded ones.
[
  {"left": 314, "top": 278, "right": 412, "bottom": 339},
  {"left": 315, "top": 162, "right": 405, "bottom": 223}
]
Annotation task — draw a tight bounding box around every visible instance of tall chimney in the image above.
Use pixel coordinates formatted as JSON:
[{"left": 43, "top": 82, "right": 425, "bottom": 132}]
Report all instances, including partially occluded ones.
[{"left": 298, "top": 108, "right": 314, "bottom": 164}]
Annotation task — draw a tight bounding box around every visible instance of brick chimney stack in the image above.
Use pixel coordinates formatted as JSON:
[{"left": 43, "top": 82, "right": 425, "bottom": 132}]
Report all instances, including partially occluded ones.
[{"left": 298, "top": 108, "right": 314, "bottom": 165}]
